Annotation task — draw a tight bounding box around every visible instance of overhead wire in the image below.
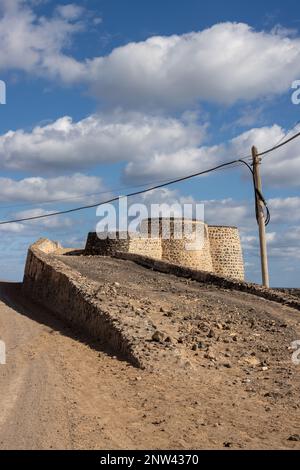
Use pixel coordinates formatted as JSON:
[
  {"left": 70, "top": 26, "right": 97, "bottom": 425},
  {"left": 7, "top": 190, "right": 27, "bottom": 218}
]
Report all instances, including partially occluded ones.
[
  {"left": 0, "top": 128, "right": 299, "bottom": 227},
  {"left": 0, "top": 159, "right": 250, "bottom": 226}
]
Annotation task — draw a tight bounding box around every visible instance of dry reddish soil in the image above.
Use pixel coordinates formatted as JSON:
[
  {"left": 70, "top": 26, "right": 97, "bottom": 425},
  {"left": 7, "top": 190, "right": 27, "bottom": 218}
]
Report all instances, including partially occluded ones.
[{"left": 0, "top": 254, "right": 300, "bottom": 450}]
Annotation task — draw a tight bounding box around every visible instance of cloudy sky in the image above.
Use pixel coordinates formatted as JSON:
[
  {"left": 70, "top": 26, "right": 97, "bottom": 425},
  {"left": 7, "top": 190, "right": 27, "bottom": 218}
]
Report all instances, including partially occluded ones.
[{"left": 0, "top": 0, "right": 299, "bottom": 285}]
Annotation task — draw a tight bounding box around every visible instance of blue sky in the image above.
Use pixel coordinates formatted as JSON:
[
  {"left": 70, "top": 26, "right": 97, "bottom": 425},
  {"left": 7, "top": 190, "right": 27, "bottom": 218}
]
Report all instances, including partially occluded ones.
[{"left": 0, "top": 0, "right": 300, "bottom": 286}]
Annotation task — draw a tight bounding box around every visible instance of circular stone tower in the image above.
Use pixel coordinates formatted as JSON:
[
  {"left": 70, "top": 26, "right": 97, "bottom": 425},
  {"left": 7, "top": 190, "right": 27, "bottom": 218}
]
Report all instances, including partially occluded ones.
[
  {"left": 140, "top": 218, "right": 213, "bottom": 272},
  {"left": 208, "top": 226, "right": 244, "bottom": 280}
]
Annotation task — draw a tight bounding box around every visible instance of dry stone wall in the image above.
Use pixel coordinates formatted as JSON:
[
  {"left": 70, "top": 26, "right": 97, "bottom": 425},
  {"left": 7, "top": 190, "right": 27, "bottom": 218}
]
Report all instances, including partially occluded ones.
[
  {"left": 128, "top": 237, "right": 162, "bottom": 259},
  {"left": 84, "top": 232, "right": 130, "bottom": 256},
  {"left": 85, "top": 219, "right": 245, "bottom": 281},
  {"left": 160, "top": 222, "right": 213, "bottom": 272},
  {"left": 208, "top": 226, "right": 244, "bottom": 280},
  {"left": 85, "top": 232, "right": 162, "bottom": 260},
  {"left": 22, "top": 238, "right": 145, "bottom": 368}
]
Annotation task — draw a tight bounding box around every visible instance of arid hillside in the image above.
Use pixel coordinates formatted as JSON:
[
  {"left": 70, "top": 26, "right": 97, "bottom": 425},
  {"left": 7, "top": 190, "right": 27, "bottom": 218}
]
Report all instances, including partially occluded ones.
[{"left": 1, "top": 252, "right": 299, "bottom": 450}]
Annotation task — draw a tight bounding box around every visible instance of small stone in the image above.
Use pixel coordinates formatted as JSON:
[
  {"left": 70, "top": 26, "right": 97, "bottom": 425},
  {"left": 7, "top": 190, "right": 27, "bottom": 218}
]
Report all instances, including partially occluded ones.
[
  {"left": 242, "top": 378, "right": 251, "bottom": 384},
  {"left": 245, "top": 356, "right": 260, "bottom": 367},
  {"left": 204, "top": 352, "right": 216, "bottom": 361},
  {"left": 183, "top": 360, "right": 192, "bottom": 369},
  {"left": 114, "top": 282, "right": 120, "bottom": 287},
  {"left": 223, "top": 442, "right": 233, "bottom": 448},
  {"left": 152, "top": 330, "right": 165, "bottom": 342},
  {"left": 207, "top": 329, "right": 215, "bottom": 338},
  {"left": 165, "top": 311, "right": 174, "bottom": 317},
  {"left": 288, "top": 434, "right": 300, "bottom": 442},
  {"left": 222, "top": 362, "right": 232, "bottom": 368},
  {"left": 192, "top": 344, "right": 198, "bottom": 351},
  {"left": 261, "top": 366, "right": 268, "bottom": 371}
]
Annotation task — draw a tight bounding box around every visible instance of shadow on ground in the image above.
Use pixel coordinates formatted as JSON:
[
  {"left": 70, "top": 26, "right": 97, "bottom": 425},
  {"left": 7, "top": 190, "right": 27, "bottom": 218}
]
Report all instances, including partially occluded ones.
[{"left": 0, "top": 281, "right": 131, "bottom": 366}]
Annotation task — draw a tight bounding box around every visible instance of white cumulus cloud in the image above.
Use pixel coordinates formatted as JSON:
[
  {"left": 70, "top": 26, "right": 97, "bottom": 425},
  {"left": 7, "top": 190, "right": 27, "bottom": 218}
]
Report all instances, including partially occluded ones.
[
  {"left": 0, "top": 173, "right": 104, "bottom": 203},
  {"left": 1, "top": 2, "right": 300, "bottom": 109},
  {"left": 0, "top": 111, "right": 207, "bottom": 172},
  {"left": 85, "top": 22, "right": 300, "bottom": 109},
  {"left": 0, "top": 1, "right": 90, "bottom": 82},
  {"left": 1, "top": 111, "right": 299, "bottom": 188}
]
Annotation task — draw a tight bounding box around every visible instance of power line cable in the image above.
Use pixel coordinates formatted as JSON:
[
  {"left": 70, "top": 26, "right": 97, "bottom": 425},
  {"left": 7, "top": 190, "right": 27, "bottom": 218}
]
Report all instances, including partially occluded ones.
[
  {"left": 0, "top": 176, "right": 183, "bottom": 212},
  {"left": 270, "top": 120, "right": 300, "bottom": 149},
  {"left": 0, "top": 159, "right": 248, "bottom": 226},
  {"left": 0, "top": 156, "right": 252, "bottom": 212},
  {"left": 257, "top": 129, "right": 300, "bottom": 157},
  {"left": 238, "top": 159, "right": 270, "bottom": 226},
  {"left": 2, "top": 126, "right": 299, "bottom": 227},
  {"left": 246, "top": 125, "right": 300, "bottom": 225}
]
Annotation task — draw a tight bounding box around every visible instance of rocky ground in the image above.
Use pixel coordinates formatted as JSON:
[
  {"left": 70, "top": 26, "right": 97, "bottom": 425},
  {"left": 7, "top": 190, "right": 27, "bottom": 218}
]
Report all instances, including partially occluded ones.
[
  {"left": 277, "top": 288, "right": 300, "bottom": 299},
  {"left": 0, "top": 254, "right": 300, "bottom": 450},
  {"left": 60, "top": 254, "right": 300, "bottom": 448}
]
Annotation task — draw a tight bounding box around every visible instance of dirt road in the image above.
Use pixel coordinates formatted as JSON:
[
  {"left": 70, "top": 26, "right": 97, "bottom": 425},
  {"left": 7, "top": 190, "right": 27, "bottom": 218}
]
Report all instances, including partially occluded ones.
[{"left": 0, "top": 268, "right": 300, "bottom": 450}]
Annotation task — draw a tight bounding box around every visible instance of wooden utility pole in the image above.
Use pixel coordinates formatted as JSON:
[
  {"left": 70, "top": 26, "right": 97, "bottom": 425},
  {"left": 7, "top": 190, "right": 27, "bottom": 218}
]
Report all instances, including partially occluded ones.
[{"left": 252, "top": 145, "right": 270, "bottom": 288}]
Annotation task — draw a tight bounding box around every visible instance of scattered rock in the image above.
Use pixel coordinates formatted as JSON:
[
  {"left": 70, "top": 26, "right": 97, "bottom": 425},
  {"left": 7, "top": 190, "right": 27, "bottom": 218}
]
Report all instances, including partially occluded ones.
[
  {"left": 223, "top": 441, "right": 233, "bottom": 448},
  {"left": 264, "top": 391, "right": 283, "bottom": 400},
  {"left": 183, "top": 360, "right": 192, "bottom": 369},
  {"left": 222, "top": 362, "right": 232, "bottom": 368},
  {"left": 164, "top": 336, "right": 173, "bottom": 343},
  {"left": 244, "top": 356, "right": 260, "bottom": 367},
  {"left": 204, "top": 352, "right": 216, "bottom": 361},
  {"left": 288, "top": 434, "right": 300, "bottom": 442},
  {"left": 152, "top": 419, "right": 165, "bottom": 426},
  {"left": 152, "top": 330, "right": 165, "bottom": 342}
]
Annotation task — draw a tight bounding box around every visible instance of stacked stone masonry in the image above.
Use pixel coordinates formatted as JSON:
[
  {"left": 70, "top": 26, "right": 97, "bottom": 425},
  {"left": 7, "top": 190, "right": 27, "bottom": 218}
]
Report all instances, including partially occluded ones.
[
  {"left": 208, "top": 226, "right": 245, "bottom": 279},
  {"left": 84, "top": 232, "right": 162, "bottom": 260},
  {"left": 85, "top": 218, "right": 245, "bottom": 280}
]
